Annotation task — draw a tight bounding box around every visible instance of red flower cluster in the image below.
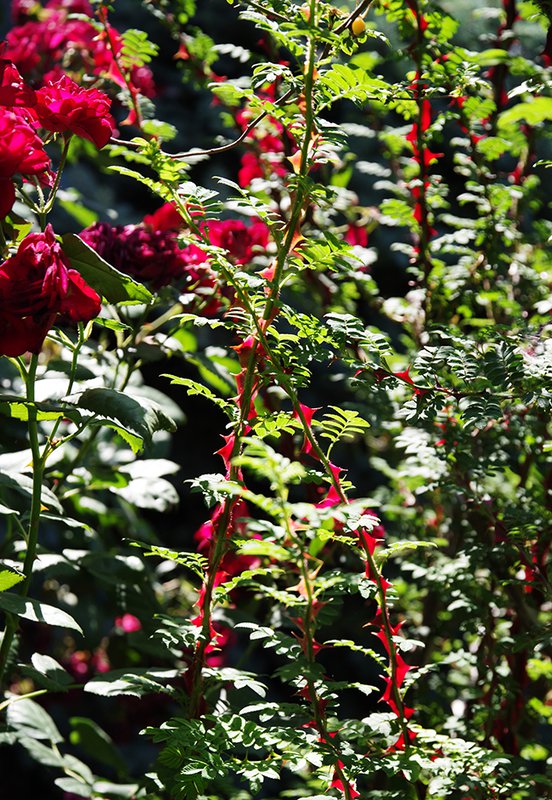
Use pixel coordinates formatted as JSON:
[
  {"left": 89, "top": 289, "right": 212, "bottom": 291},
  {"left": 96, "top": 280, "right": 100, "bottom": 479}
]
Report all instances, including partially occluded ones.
[
  {"left": 203, "top": 219, "right": 270, "bottom": 265},
  {"left": 0, "top": 55, "right": 113, "bottom": 217},
  {"left": 0, "top": 58, "right": 36, "bottom": 107},
  {"left": 80, "top": 210, "right": 270, "bottom": 303},
  {"left": 0, "top": 225, "right": 101, "bottom": 356},
  {"left": 144, "top": 202, "right": 271, "bottom": 265},
  {"left": 0, "top": 106, "right": 50, "bottom": 218},
  {"left": 79, "top": 221, "right": 214, "bottom": 292},
  {"left": 35, "top": 75, "right": 114, "bottom": 148},
  {"left": 6, "top": 0, "right": 155, "bottom": 101}
]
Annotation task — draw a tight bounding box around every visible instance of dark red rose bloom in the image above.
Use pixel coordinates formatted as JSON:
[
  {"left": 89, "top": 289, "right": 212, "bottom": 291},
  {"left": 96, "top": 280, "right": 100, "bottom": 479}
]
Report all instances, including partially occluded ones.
[
  {"left": 0, "top": 59, "right": 36, "bottom": 107},
  {"left": 0, "top": 225, "right": 101, "bottom": 356},
  {"left": 0, "top": 109, "right": 51, "bottom": 218},
  {"left": 202, "top": 219, "right": 270, "bottom": 264},
  {"left": 80, "top": 222, "right": 195, "bottom": 290},
  {"left": 79, "top": 222, "right": 222, "bottom": 311},
  {"left": 35, "top": 75, "right": 114, "bottom": 148},
  {"left": 5, "top": 12, "right": 111, "bottom": 80}
]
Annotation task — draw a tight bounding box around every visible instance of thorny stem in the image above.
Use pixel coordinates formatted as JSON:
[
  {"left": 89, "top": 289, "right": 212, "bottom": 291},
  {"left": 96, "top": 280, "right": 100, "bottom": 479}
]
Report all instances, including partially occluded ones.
[
  {"left": 261, "top": 2, "right": 318, "bottom": 326},
  {"left": 163, "top": 0, "right": 410, "bottom": 774},
  {"left": 362, "top": 542, "right": 412, "bottom": 749},
  {"left": 277, "top": 474, "right": 355, "bottom": 800},
  {"left": 409, "top": 0, "right": 433, "bottom": 321},
  {"left": 98, "top": 6, "right": 145, "bottom": 131},
  {"left": 172, "top": 0, "right": 327, "bottom": 723},
  {"left": 226, "top": 270, "right": 413, "bottom": 754},
  {"left": 187, "top": 346, "right": 260, "bottom": 720}
]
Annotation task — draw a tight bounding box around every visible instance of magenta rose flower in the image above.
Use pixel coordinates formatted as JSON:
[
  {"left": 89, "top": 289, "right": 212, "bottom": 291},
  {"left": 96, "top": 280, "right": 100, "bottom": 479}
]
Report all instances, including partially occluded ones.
[
  {"left": 0, "top": 59, "right": 36, "bottom": 107},
  {"left": 0, "top": 108, "right": 51, "bottom": 218},
  {"left": 35, "top": 75, "right": 114, "bottom": 148},
  {"left": 0, "top": 224, "right": 101, "bottom": 357},
  {"left": 114, "top": 613, "right": 142, "bottom": 633},
  {"left": 202, "top": 219, "right": 270, "bottom": 264}
]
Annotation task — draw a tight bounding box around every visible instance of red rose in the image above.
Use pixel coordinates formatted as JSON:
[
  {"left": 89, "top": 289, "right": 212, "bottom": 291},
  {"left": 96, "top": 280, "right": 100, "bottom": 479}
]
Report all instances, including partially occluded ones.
[
  {"left": 6, "top": 12, "right": 101, "bottom": 79},
  {"left": 0, "top": 59, "right": 36, "bottom": 107},
  {"left": 143, "top": 202, "right": 184, "bottom": 232},
  {"left": 0, "top": 109, "right": 51, "bottom": 217},
  {"left": 35, "top": 75, "right": 114, "bottom": 148},
  {"left": 202, "top": 219, "right": 270, "bottom": 264},
  {"left": 5, "top": 19, "right": 54, "bottom": 76},
  {"left": 80, "top": 222, "right": 200, "bottom": 290},
  {"left": 0, "top": 225, "right": 101, "bottom": 357}
]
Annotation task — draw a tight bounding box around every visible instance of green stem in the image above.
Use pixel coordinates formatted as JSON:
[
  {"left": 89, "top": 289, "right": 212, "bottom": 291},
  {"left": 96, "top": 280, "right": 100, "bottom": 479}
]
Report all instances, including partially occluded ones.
[
  {"left": 21, "top": 356, "right": 44, "bottom": 593},
  {"left": 42, "top": 322, "right": 85, "bottom": 462},
  {"left": 42, "top": 136, "right": 72, "bottom": 217},
  {"left": 0, "top": 355, "right": 44, "bottom": 689}
]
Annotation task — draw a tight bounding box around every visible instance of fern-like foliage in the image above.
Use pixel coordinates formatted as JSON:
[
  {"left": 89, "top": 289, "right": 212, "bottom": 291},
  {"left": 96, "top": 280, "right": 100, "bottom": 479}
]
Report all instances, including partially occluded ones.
[{"left": 119, "top": 28, "right": 159, "bottom": 71}]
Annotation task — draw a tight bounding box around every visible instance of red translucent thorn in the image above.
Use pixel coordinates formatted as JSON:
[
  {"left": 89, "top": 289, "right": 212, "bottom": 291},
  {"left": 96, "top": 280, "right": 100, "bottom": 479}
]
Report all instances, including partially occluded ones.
[{"left": 215, "top": 433, "right": 235, "bottom": 470}]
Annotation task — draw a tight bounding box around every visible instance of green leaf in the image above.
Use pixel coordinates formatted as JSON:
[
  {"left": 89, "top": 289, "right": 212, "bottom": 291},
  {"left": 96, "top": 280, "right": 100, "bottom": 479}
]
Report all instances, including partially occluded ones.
[
  {"left": 7, "top": 698, "right": 63, "bottom": 743},
  {"left": 0, "top": 396, "right": 71, "bottom": 423},
  {"left": 119, "top": 28, "right": 159, "bottom": 69},
  {"left": 318, "top": 64, "right": 391, "bottom": 109},
  {"left": 70, "top": 717, "right": 127, "bottom": 774},
  {"left": 19, "top": 737, "right": 65, "bottom": 767},
  {"left": 91, "top": 782, "right": 139, "bottom": 799},
  {"left": 73, "top": 388, "right": 176, "bottom": 453},
  {"left": 21, "top": 654, "right": 73, "bottom": 692},
  {"left": 84, "top": 668, "right": 178, "bottom": 697},
  {"left": 235, "top": 539, "right": 291, "bottom": 562},
  {"left": 0, "top": 502, "right": 19, "bottom": 516},
  {"left": 319, "top": 406, "right": 370, "bottom": 447},
  {"left": 0, "top": 593, "right": 83, "bottom": 634},
  {"left": 0, "top": 471, "right": 62, "bottom": 513},
  {"left": 0, "top": 564, "right": 24, "bottom": 591},
  {"left": 54, "top": 778, "right": 92, "bottom": 798},
  {"left": 163, "top": 375, "right": 234, "bottom": 416},
  {"left": 498, "top": 97, "right": 552, "bottom": 128},
  {"left": 61, "top": 234, "right": 152, "bottom": 304},
  {"left": 111, "top": 477, "right": 179, "bottom": 512}
]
